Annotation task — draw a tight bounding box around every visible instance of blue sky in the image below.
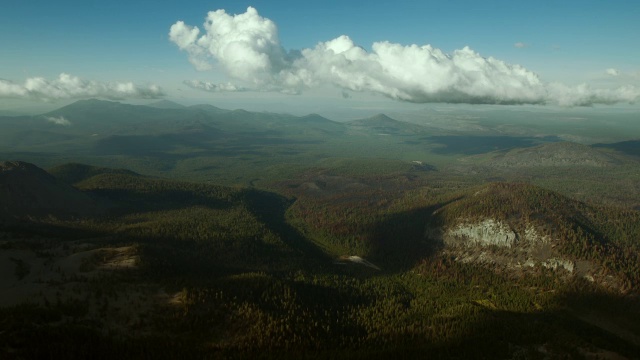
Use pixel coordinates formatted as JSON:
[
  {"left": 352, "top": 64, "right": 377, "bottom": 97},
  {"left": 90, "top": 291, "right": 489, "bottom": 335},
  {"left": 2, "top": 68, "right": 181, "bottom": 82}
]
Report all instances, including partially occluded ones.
[{"left": 1, "top": 0, "right": 638, "bottom": 114}]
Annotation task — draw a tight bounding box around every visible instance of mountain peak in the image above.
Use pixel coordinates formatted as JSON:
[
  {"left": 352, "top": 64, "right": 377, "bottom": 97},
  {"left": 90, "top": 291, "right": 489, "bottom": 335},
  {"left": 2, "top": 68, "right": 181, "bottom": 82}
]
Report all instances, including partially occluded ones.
[
  {"left": 369, "top": 113, "right": 395, "bottom": 121},
  {"left": 45, "top": 98, "right": 126, "bottom": 115},
  {"left": 349, "top": 113, "right": 399, "bottom": 125},
  {"left": 298, "top": 113, "right": 334, "bottom": 123}
]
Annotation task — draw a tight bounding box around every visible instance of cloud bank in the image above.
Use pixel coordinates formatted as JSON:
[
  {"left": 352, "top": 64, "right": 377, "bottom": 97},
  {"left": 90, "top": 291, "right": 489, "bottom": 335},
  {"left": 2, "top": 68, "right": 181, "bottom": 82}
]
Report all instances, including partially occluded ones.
[
  {"left": 170, "top": 7, "right": 639, "bottom": 106},
  {"left": 183, "top": 80, "right": 244, "bottom": 92},
  {"left": 0, "top": 73, "right": 164, "bottom": 101}
]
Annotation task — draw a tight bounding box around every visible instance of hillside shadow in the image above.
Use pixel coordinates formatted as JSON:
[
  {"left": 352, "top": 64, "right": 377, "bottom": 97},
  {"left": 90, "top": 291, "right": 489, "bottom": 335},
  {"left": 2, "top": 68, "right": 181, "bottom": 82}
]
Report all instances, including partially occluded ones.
[
  {"left": 0, "top": 220, "right": 109, "bottom": 241},
  {"left": 593, "top": 140, "right": 640, "bottom": 157},
  {"left": 240, "top": 190, "right": 334, "bottom": 272},
  {"left": 365, "top": 198, "right": 463, "bottom": 274},
  {"left": 87, "top": 187, "right": 233, "bottom": 215}
]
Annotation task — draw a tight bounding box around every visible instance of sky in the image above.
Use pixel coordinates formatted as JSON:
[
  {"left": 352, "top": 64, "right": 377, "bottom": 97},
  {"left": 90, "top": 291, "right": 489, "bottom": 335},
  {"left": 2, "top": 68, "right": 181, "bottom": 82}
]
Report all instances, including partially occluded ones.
[{"left": 1, "top": 0, "right": 639, "bottom": 116}]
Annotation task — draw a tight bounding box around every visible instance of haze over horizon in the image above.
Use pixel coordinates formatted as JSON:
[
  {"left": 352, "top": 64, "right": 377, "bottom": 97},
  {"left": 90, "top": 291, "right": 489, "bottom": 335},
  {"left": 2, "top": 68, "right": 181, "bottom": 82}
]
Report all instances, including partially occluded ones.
[{"left": 1, "top": 0, "right": 639, "bottom": 116}]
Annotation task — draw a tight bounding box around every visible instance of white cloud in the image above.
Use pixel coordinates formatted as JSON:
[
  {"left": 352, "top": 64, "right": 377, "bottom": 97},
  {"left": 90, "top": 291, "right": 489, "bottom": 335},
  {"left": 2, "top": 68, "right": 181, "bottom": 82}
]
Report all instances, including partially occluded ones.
[
  {"left": 45, "top": 116, "right": 71, "bottom": 126},
  {"left": 605, "top": 68, "right": 620, "bottom": 76},
  {"left": 514, "top": 42, "right": 527, "bottom": 48},
  {"left": 170, "top": 7, "right": 640, "bottom": 106},
  {"left": 0, "top": 73, "right": 164, "bottom": 101},
  {"left": 546, "top": 83, "right": 640, "bottom": 106},
  {"left": 183, "top": 80, "right": 244, "bottom": 92}
]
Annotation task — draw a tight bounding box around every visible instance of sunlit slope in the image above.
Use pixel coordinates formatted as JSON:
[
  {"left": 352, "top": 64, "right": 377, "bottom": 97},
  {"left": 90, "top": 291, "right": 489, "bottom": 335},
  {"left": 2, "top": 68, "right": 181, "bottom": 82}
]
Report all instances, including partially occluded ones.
[{"left": 285, "top": 178, "right": 640, "bottom": 288}]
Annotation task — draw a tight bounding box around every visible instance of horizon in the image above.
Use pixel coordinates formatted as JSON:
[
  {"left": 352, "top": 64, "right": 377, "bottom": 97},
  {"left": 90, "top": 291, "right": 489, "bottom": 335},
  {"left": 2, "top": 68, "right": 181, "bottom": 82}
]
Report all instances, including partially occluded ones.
[{"left": 4, "top": 96, "right": 640, "bottom": 122}]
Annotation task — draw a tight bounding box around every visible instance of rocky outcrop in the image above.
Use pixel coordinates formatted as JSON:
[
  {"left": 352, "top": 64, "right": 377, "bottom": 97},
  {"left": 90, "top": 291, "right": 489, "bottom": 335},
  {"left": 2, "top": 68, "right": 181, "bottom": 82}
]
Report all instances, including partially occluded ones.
[
  {"left": 541, "top": 258, "right": 575, "bottom": 273},
  {"left": 523, "top": 225, "right": 550, "bottom": 244},
  {"left": 428, "top": 218, "right": 579, "bottom": 276},
  {"left": 444, "top": 219, "right": 517, "bottom": 248}
]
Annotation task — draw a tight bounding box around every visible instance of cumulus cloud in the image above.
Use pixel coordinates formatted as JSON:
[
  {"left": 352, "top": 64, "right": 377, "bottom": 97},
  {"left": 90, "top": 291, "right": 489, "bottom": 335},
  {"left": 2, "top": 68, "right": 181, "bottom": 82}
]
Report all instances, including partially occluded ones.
[
  {"left": 605, "top": 68, "right": 620, "bottom": 76},
  {"left": 45, "top": 116, "right": 71, "bottom": 126},
  {"left": 514, "top": 42, "right": 527, "bottom": 48},
  {"left": 0, "top": 73, "right": 164, "bottom": 101},
  {"left": 183, "top": 80, "right": 244, "bottom": 92},
  {"left": 170, "top": 7, "right": 640, "bottom": 106}
]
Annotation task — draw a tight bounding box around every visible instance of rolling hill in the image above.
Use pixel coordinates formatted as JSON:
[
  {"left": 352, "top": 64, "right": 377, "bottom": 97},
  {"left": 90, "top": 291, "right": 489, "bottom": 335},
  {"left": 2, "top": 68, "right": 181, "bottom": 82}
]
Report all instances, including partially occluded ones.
[{"left": 479, "top": 141, "right": 627, "bottom": 168}]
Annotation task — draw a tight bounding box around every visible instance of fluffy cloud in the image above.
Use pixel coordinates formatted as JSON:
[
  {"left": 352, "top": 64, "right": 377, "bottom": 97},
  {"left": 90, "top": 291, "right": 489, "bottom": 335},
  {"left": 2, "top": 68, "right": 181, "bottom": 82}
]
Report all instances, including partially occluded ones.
[
  {"left": 45, "top": 116, "right": 71, "bottom": 126},
  {"left": 514, "top": 42, "right": 527, "bottom": 48},
  {"left": 0, "top": 73, "right": 164, "bottom": 101},
  {"left": 170, "top": 7, "right": 639, "bottom": 106},
  {"left": 605, "top": 68, "right": 620, "bottom": 76},
  {"left": 183, "top": 80, "right": 244, "bottom": 92}
]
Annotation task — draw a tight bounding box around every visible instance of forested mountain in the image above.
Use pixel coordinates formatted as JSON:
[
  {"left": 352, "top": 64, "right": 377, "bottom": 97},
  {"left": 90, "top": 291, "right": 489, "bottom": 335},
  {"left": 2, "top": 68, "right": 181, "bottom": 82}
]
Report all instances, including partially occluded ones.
[
  {"left": 1, "top": 162, "right": 638, "bottom": 359},
  {"left": 1, "top": 99, "right": 640, "bottom": 358}
]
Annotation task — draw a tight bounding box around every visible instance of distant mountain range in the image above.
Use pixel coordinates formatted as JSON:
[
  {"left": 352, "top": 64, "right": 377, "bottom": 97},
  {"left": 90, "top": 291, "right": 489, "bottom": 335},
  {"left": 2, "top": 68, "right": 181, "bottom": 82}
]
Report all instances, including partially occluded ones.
[
  {"left": 2, "top": 99, "right": 636, "bottom": 153},
  {"left": 1, "top": 98, "right": 638, "bottom": 191},
  {"left": 0, "top": 99, "right": 433, "bottom": 155}
]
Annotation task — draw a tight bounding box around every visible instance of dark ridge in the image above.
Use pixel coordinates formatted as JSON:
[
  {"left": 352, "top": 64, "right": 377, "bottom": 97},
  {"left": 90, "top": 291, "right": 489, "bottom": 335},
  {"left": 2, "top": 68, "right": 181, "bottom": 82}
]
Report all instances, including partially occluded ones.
[
  {"left": 48, "top": 162, "right": 141, "bottom": 185},
  {"left": 0, "top": 161, "right": 103, "bottom": 220}
]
